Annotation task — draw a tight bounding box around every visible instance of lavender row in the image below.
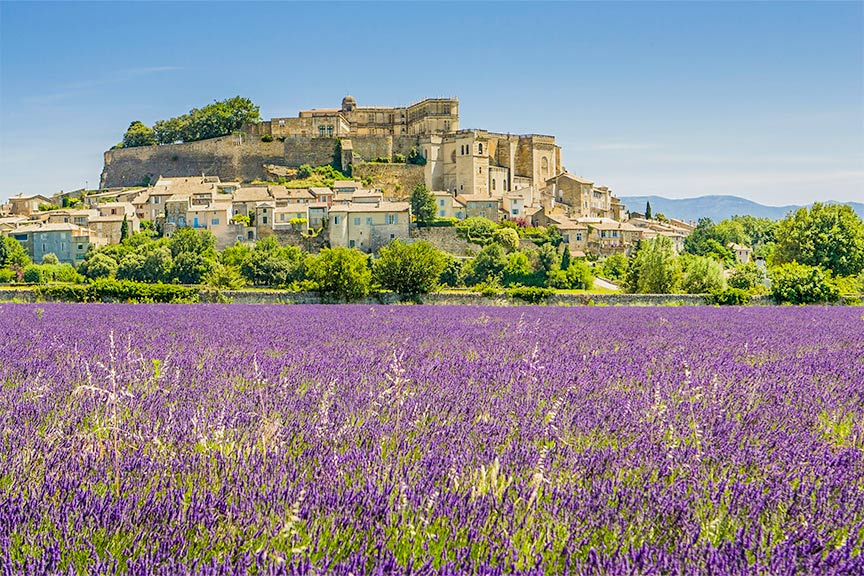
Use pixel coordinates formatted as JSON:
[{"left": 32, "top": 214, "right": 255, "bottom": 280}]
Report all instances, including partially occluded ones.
[{"left": 1, "top": 304, "right": 863, "bottom": 574}]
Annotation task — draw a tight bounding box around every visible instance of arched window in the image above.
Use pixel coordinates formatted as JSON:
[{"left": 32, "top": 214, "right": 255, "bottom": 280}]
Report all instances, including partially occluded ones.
[
  {"left": 541, "top": 157, "right": 549, "bottom": 176},
  {"left": 492, "top": 179, "right": 496, "bottom": 191},
  {"left": 479, "top": 143, "right": 483, "bottom": 154}
]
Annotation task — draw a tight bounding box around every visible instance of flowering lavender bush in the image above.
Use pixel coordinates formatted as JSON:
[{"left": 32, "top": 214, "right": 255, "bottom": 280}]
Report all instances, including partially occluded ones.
[{"left": 1, "top": 304, "right": 863, "bottom": 575}]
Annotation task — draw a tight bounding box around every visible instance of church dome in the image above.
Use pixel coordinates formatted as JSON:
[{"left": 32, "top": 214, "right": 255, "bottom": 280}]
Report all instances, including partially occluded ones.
[{"left": 341, "top": 95, "right": 357, "bottom": 112}]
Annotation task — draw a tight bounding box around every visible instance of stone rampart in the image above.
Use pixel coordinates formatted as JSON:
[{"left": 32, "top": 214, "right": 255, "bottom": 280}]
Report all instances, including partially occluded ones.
[{"left": 100, "top": 135, "right": 339, "bottom": 188}]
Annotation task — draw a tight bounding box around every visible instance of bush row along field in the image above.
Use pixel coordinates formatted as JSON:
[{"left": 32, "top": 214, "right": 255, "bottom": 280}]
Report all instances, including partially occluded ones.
[{"left": 1, "top": 305, "right": 863, "bottom": 574}]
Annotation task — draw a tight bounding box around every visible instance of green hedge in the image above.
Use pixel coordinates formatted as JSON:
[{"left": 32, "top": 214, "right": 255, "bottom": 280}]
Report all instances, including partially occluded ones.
[
  {"left": 708, "top": 287, "right": 751, "bottom": 306},
  {"left": 506, "top": 285, "right": 555, "bottom": 304},
  {"left": 39, "top": 279, "right": 199, "bottom": 303}
]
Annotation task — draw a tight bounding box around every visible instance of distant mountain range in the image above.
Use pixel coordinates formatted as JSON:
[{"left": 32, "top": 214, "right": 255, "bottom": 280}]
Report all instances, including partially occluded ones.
[{"left": 618, "top": 195, "right": 864, "bottom": 223}]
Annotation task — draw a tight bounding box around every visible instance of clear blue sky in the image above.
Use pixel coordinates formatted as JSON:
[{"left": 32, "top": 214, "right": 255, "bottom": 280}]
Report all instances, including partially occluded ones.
[{"left": 1, "top": 1, "right": 862, "bottom": 205}]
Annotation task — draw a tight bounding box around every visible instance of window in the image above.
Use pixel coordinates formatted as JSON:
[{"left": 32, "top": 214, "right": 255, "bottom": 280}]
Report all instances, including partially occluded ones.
[
  {"left": 354, "top": 217, "right": 360, "bottom": 225},
  {"left": 262, "top": 216, "right": 268, "bottom": 224},
  {"left": 511, "top": 209, "right": 518, "bottom": 215},
  {"left": 479, "top": 143, "right": 483, "bottom": 154},
  {"left": 440, "top": 210, "right": 446, "bottom": 217},
  {"left": 390, "top": 234, "right": 395, "bottom": 239},
  {"left": 77, "top": 244, "right": 83, "bottom": 250},
  {"left": 211, "top": 218, "right": 219, "bottom": 225},
  {"left": 280, "top": 214, "right": 286, "bottom": 222},
  {"left": 153, "top": 197, "right": 160, "bottom": 204},
  {"left": 319, "top": 126, "right": 326, "bottom": 136},
  {"left": 333, "top": 216, "right": 341, "bottom": 225},
  {"left": 439, "top": 199, "right": 445, "bottom": 206},
  {"left": 479, "top": 167, "right": 482, "bottom": 174},
  {"left": 366, "top": 217, "right": 373, "bottom": 225},
  {"left": 387, "top": 214, "right": 398, "bottom": 224},
  {"left": 503, "top": 180, "right": 507, "bottom": 190},
  {"left": 349, "top": 240, "right": 355, "bottom": 248},
  {"left": 576, "top": 233, "right": 583, "bottom": 241},
  {"left": 492, "top": 180, "right": 496, "bottom": 191},
  {"left": 42, "top": 243, "right": 46, "bottom": 251}
]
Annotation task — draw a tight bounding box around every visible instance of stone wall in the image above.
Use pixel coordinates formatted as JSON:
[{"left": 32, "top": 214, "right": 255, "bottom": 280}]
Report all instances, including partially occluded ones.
[
  {"left": 101, "top": 134, "right": 339, "bottom": 188},
  {"left": 352, "top": 163, "right": 425, "bottom": 198},
  {"left": 272, "top": 229, "right": 328, "bottom": 252},
  {"left": 409, "top": 226, "right": 481, "bottom": 256}
]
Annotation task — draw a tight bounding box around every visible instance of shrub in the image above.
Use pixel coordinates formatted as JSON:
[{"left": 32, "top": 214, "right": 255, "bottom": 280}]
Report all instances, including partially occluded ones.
[
  {"left": 728, "top": 262, "right": 767, "bottom": 292},
  {"left": 492, "top": 228, "right": 520, "bottom": 252},
  {"left": 306, "top": 247, "right": 371, "bottom": 302},
  {"left": 456, "top": 217, "right": 497, "bottom": 245},
  {"left": 393, "top": 153, "right": 406, "bottom": 163},
  {"left": 41, "top": 253, "right": 59, "bottom": 265},
  {"left": 40, "top": 279, "right": 200, "bottom": 303},
  {"left": 709, "top": 287, "right": 751, "bottom": 306},
  {"left": 429, "top": 218, "right": 458, "bottom": 228},
  {"left": 373, "top": 240, "right": 445, "bottom": 299},
  {"left": 261, "top": 134, "right": 274, "bottom": 142},
  {"left": 0, "top": 269, "right": 15, "bottom": 283},
  {"left": 22, "top": 265, "right": 46, "bottom": 285},
  {"left": 769, "top": 262, "right": 840, "bottom": 304},
  {"left": 507, "top": 286, "right": 554, "bottom": 304}
]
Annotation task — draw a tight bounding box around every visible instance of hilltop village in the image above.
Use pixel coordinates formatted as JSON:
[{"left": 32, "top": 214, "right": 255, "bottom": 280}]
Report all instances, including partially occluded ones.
[{"left": 1, "top": 96, "right": 696, "bottom": 267}]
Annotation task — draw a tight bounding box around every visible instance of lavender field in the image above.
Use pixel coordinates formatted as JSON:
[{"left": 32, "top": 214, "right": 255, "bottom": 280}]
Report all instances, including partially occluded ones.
[{"left": 1, "top": 304, "right": 863, "bottom": 575}]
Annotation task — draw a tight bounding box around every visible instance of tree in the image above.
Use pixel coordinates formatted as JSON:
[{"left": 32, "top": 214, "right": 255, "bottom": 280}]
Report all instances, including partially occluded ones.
[
  {"left": 407, "top": 147, "right": 427, "bottom": 166},
  {"left": 626, "top": 235, "right": 681, "bottom": 294},
  {"left": 684, "top": 218, "right": 736, "bottom": 265},
  {"left": 169, "top": 228, "right": 216, "bottom": 260},
  {"left": 153, "top": 116, "right": 187, "bottom": 145},
  {"left": 645, "top": 201, "right": 652, "bottom": 220},
  {"left": 117, "top": 252, "right": 147, "bottom": 282},
  {"left": 769, "top": 262, "right": 840, "bottom": 304},
  {"left": 373, "top": 240, "right": 445, "bottom": 298},
  {"left": 3, "top": 238, "right": 30, "bottom": 270},
  {"left": 240, "top": 237, "right": 305, "bottom": 287},
  {"left": 203, "top": 263, "right": 246, "bottom": 290},
  {"left": 306, "top": 247, "right": 371, "bottom": 301},
  {"left": 501, "top": 251, "right": 535, "bottom": 287},
  {"left": 439, "top": 254, "right": 465, "bottom": 287},
  {"left": 410, "top": 183, "right": 436, "bottom": 227},
  {"left": 681, "top": 255, "right": 726, "bottom": 294},
  {"left": 560, "top": 247, "right": 571, "bottom": 271},
  {"left": 0, "top": 236, "right": 8, "bottom": 268},
  {"left": 122, "top": 121, "right": 157, "bottom": 148},
  {"left": 728, "top": 262, "right": 767, "bottom": 293},
  {"left": 601, "top": 253, "right": 629, "bottom": 282},
  {"left": 548, "top": 260, "right": 594, "bottom": 290},
  {"left": 465, "top": 244, "right": 507, "bottom": 286},
  {"left": 120, "top": 215, "right": 129, "bottom": 242},
  {"left": 773, "top": 203, "right": 864, "bottom": 277},
  {"left": 41, "top": 253, "right": 59, "bottom": 265},
  {"left": 492, "top": 227, "right": 520, "bottom": 252},
  {"left": 140, "top": 246, "right": 173, "bottom": 283},
  {"left": 220, "top": 242, "right": 253, "bottom": 268},
  {"left": 82, "top": 252, "right": 119, "bottom": 279}
]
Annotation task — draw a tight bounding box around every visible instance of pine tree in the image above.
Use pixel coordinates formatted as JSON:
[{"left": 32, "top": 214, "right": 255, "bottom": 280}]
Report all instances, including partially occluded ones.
[
  {"left": 645, "top": 201, "right": 653, "bottom": 220},
  {"left": 120, "top": 215, "right": 129, "bottom": 242}
]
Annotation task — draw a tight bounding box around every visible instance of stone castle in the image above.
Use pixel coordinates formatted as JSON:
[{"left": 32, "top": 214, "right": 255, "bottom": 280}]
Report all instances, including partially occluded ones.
[{"left": 101, "top": 96, "right": 561, "bottom": 200}]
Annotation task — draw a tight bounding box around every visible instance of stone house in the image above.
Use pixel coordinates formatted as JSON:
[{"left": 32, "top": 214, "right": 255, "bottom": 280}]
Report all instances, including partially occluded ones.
[
  {"left": 8, "top": 194, "right": 52, "bottom": 216},
  {"left": 456, "top": 194, "right": 500, "bottom": 222},
  {"left": 7, "top": 222, "right": 94, "bottom": 265},
  {"left": 431, "top": 191, "right": 465, "bottom": 220},
  {"left": 328, "top": 201, "right": 411, "bottom": 252}
]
